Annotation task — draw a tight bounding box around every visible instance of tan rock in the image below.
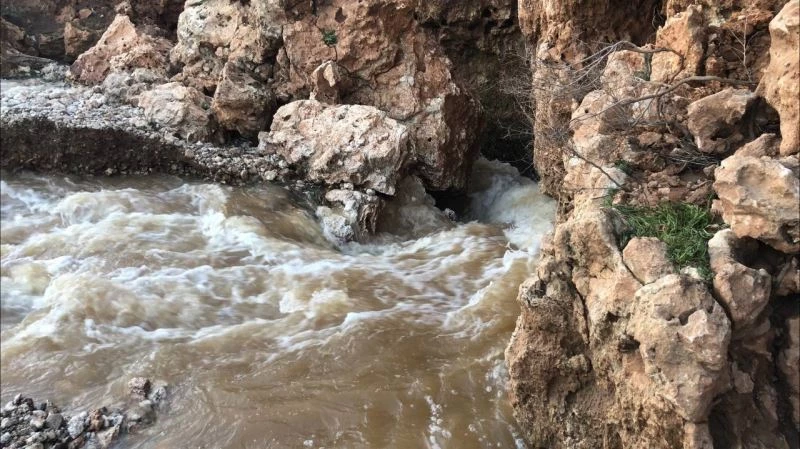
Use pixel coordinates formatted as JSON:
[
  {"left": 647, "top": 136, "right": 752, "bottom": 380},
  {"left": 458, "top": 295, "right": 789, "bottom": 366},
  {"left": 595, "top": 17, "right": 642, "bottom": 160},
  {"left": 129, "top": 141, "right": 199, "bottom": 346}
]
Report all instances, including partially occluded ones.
[
  {"left": 714, "top": 154, "right": 800, "bottom": 253},
  {"left": 778, "top": 316, "right": 800, "bottom": 427},
  {"left": 260, "top": 100, "right": 411, "bottom": 195},
  {"left": 211, "top": 62, "right": 277, "bottom": 138},
  {"left": 70, "top": 15, "right": 172, "bottom": 85},
  {"left": 63, "top": 21, "right": 97, "bottom": 59},
  {"left": 629, "top": 274, "right": 731, "bottom": 421},
  {"left": 138, "top": 82, "right": 215, "bottom": 142},
  {"left": 687, "top": 88, "right": 757, "bottom": 154},
  {"left": 651, "top": 6, "right": 706, "bottom": 82},
  {"left": 623, "top": 237, "right": 676, "bottom": 284},
  {"left": 708, "top": 229, "right": 771, "bottom": 331},
  {"left": 734, "top": 133, "right": 780, "bottom": 158},
  {"left": 757, "top": 0, "right": 800, "bottom": 156},
  {"left": 309, "top": 61, "right": 345, "bottom": 104}
]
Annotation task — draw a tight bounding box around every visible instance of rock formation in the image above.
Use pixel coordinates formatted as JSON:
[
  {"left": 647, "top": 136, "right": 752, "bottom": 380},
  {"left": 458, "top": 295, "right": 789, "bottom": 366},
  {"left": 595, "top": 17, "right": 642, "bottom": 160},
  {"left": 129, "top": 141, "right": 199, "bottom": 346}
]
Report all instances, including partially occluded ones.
[{"left": 507, "top": 0, "right": 800, "bottom": 447}]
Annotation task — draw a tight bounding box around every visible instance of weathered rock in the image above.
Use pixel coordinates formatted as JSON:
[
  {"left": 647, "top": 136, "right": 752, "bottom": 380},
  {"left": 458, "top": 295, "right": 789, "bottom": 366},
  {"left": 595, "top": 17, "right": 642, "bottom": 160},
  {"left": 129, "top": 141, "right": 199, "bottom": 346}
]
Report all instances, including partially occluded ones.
[
  {"left": 734, "top": 133, "right": 781, "bottom": 158},
  {"left": 169, "top": 0, "right": 283, "bottom": 93},
  {"left": 70, "top": 14, "right": 172, "bottom": 85},
  {"left": 629, "top": 274, "right": 731, "bottom": 421},
  {"left": 127, "top": 377, "right": 151, "bottom": 401},
  {"left": 714, "top": 154, "right": 800, "bottom": 253},
  {"left": 779, "top": 316, "right": 800, "bottom": 428},
  {"left": 650, "top": 5, "right": 706, "bottom": 82},
  {"left": 211, "top": 62, "right": 276, "bottom": 138},
  {"left": 138, "top": 82, "right": 215, "bottom": 142},
  {"left": 623, "top": 237, "right": 676, "bottom": 284},
  {"left": 309, "top": 61, "right": 345, "bottom": 104},
  {"left": 101, "top": 68, "right": 166, "bottom": 105},
  {"left": 0, "top": 17, "right": 53, "bottom": 77},
  {"left": 757, "top": 0, "right": 800, "bottom": 156},
  {"left": 687, "top": 88, "right": 757, "bottom": 154},
  {"left": 261, "top": 100, "right": 411, "bottom": 195},
  {"left": 708, "top": 229, "right": 771, "bottom": 331},
  {"left": 316, "top": 189, "right": 383, "bottom": 244}
]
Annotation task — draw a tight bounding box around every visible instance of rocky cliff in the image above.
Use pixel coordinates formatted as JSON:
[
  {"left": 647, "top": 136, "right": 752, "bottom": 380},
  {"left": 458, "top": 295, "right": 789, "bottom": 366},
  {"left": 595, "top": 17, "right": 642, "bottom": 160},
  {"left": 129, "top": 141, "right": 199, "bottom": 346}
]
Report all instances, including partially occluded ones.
[
  {"left": 506, "top": 0, "right": 800, "bottom": 447},
  {"left": 2, "top": 0, "right": 799, "bottom": 448}
]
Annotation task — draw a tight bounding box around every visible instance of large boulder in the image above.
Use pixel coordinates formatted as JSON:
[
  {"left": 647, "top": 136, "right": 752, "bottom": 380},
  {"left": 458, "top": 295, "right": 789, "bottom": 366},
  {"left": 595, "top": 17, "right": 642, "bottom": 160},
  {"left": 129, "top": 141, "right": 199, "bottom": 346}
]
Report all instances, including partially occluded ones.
[
  {"left": 714, "top": 154, "right": 800, "bottom": 253},
  {"left": 686, "top": 88, "right": 757, "bottom": 155},
  {"left": 757, "top": 0, "right": 799, "bottom": 156},
  {"left": 279, "top": 0, "right": 481, "bottom": 191},
  {"left": 138, "top": 82, "right": 215, "bottom": 142},
  {"left": 211, "top": 62, "right": 277, "bottom": 138},
  {"left": 650, "top": 5, "right": 706, "bottom": 82},
  {"left": 70, "top": 14, "right": 172, "bottom": 84},
  {"left": 260, "top": 100, "right": 411, "bottom": 195}
]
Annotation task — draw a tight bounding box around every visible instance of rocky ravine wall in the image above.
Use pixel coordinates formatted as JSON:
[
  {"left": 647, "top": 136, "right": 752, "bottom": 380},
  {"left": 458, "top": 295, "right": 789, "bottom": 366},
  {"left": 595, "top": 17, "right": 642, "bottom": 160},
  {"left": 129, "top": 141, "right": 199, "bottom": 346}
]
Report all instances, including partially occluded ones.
[{"left": 507, "top": 0, "right": 799, "bottom": 448}]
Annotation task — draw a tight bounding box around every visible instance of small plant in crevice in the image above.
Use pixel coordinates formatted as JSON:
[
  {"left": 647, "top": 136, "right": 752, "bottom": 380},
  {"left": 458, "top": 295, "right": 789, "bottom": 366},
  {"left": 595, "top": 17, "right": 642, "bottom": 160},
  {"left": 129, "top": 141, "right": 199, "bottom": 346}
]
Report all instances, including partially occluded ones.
[
  {"left": 321, "top": 29, "right": 338, "bottom": 47},
  {"left": 613, "top": 159, "right": 633, "bottom": 175},
  {"left": 609, "top": 200, "right": 718, "bottom": 280}
]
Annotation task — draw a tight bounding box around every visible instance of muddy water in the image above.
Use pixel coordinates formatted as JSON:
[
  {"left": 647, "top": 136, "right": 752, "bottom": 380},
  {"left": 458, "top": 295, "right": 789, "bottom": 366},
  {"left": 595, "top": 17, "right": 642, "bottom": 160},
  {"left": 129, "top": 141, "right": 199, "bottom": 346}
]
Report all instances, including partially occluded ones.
[{"left": 0, "top": 160, "right": 555, "bottom": 449}]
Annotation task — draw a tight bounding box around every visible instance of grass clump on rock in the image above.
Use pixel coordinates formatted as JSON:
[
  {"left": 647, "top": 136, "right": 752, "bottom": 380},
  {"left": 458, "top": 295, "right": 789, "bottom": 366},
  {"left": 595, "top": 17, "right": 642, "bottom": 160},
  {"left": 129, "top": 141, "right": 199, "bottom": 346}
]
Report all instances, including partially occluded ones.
[{"left": 612, "top": 201, "right": 716, "bottom": 279}]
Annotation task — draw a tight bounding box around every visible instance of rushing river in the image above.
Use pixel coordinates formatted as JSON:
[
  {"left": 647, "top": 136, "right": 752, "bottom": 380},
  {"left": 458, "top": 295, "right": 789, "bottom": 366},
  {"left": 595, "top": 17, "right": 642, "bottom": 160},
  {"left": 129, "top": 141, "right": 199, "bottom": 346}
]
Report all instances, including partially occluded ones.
[{"left": 0, "top": 160, "right": 555, "bottom": 449}]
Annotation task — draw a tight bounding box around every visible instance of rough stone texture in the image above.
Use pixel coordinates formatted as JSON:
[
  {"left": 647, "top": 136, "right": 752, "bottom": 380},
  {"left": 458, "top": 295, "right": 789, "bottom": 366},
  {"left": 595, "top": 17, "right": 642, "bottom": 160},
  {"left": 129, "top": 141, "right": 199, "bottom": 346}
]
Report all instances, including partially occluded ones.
[
  {"left": 316, "top": 189, "right": 383, "bottom": 244},
  {"left": 630, "top": 274, "right": 731, "bottom": 422},
  {"left": 734, "top": 133, "right": 781, "bottom": 158},
  {"left": 278, "top": 0, "right": 481, "bottom": 191},
  {"left": 779, "top": 316, "right": 800, "bottom": 428},
  {"left": 309, "top": 61, "right": 345, "bottom": 105},
  {"left": 757, "top": 0, "right": 800, "bottom": 156},
  {"left": 708, "top": 230, "right": 772, "bottom": 331},
  {"left": 623, "top": 237, "right": 676, "bottom": 284},
  {"left": 650, "top": 6, "right": 706, "bottom": 82},
  {"left": 1, "top": 0, "right": 183, "bottom": 62},
  {"left": 138, "top": 82, "right": 215, "bottom": 143},
  {"left": 0, "top": 79, "right": 291, "bottom": 185},
  {"left": 211, "top": 61, "right": 277, "bottom": 138},
  {"left": 0, "top": 17, "right": 54, "bottom": 77},
  {"left": 260, "top": 100, "right": 411, "bottom": 195},
  {"left": 686, "top": 88, "right": 757, "bottom": 155},
  {"left": 714, "top": 154, "right": 800, "bottom": 253},
  {"left": 70, "top": 14, "right": 172, "bottom": 84}
]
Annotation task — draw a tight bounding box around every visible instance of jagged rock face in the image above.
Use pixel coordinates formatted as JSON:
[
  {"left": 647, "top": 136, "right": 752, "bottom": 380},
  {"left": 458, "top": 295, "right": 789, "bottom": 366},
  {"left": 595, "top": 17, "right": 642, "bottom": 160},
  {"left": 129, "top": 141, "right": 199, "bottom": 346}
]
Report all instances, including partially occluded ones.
[
  {"left": 713, "top": 154, "right": 800, "bottom": 253},
  {"left": 0, "top": 0, "right": 182, "bottom": 61},
  {"left": 757, "top": 0, "right": 799, "bottom": 156},
  {"left": 278, "top": 0, "right": 481, "bottom": 191},
  {"left": 138, "top": 82, "right": 215, "bottom": 142},
  {"left": 260, "top": 100, "right": 411, "bottom": 195},
  {"left": 70, "top": 14, "right": 172, "bottom": 84}
]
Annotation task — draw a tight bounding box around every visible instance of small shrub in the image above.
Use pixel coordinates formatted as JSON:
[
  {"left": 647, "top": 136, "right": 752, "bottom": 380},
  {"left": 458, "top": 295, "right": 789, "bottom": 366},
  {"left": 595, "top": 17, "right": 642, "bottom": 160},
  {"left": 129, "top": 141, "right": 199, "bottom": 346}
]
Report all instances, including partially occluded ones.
[
  {"left": 613, "top": 159, "right": 633, "bottom": 175},
  {"left": 321, "top": 29, "right": 337, "bottom": 47},
  {"left": 611, "top": 201, "right": 715, "bottom": 279}
]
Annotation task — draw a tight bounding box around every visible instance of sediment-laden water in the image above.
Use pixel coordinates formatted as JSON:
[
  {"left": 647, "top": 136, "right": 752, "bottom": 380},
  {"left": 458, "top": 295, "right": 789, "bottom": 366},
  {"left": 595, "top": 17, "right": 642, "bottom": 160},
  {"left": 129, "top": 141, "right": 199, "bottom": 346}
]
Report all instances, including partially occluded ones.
[{"left": 0, "top": 160, "right": 555, "bottom": 449}]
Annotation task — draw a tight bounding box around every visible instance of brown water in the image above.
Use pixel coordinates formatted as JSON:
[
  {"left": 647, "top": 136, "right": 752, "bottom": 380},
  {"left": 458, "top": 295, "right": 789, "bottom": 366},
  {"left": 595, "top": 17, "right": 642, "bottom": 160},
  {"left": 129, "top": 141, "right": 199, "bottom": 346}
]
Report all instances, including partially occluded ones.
[{"left": 0, "top": 160, "right": 555, "bottom": 449}]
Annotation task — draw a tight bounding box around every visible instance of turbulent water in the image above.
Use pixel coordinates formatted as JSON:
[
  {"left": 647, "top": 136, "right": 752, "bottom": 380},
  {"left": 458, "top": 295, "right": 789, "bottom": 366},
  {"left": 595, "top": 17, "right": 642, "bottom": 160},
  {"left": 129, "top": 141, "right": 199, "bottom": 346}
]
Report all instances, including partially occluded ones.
[{"left": 0, "top": 160, "right": 555, "bottom": 449}]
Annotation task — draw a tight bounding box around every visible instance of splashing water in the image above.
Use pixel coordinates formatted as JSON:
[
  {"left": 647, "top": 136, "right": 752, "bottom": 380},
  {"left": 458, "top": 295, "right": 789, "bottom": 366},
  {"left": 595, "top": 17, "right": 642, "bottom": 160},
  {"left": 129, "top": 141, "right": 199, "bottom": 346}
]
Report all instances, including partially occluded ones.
[{"left": 0, "top": 160, "right": 555, "bottom": 449}]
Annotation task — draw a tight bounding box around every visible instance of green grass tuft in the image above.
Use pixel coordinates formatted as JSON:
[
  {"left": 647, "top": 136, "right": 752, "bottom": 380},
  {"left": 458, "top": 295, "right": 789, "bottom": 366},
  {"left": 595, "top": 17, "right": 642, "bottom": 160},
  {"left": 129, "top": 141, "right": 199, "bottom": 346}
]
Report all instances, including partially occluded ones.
[
  {"left": 321, "top": 29, "right": 338, "bottom": 47},
  {"left": 612, "top": 202, "right": 715, "bottom": 279}
]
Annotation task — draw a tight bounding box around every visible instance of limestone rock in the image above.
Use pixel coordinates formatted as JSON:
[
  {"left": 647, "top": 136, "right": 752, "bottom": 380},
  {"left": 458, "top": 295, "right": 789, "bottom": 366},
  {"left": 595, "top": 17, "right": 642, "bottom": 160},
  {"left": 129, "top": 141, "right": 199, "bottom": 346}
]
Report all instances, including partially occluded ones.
[
  {"left": 686, "top": 88, "right": 757, "bottom": 154},
  {"left": 650, "top": 6, "right": 706, "bottom": 82},
  {"left": 316, "top": 189, "right": 383, "bottom": 244},
  {"left": 623, "top": 237, "right": 676, "bottom": 284},
  {"left": 70, "top": 15, "right": 172, "bottom": 85},
  {"left": 169, "top": 0, "right": 283, "bottom": 93},
  {"left": 138, "top": 82, "right": 215, "bottom": 142},
  {"left": 629, "top": 274, "right": 731, "bottom": 421},
  {"left": 757, "top": 0, "right": 800, "bottom": 156},
  {"left": 279, "top": 0, "right": 481, "bottom": 191},
  {"left": 101, "top": 68, "right": 166, "bottom": 105},
  {"left": 734, "top": 133, "right": 780, "bottom": 158},
  {"left": 309, "top": 61, "right": 345, "bottom": 104},
  {"left": 260, "top": 100, "right": 411, "bottom": 195},
  {"left": 714, "top": 154, "right": 800, "bottom": 253},
  {"left": 708, "top": 230, "right": 771, "bottom": 331},
  {"left": 211, "top": 62, "right": 277, "bottom": 138}
]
